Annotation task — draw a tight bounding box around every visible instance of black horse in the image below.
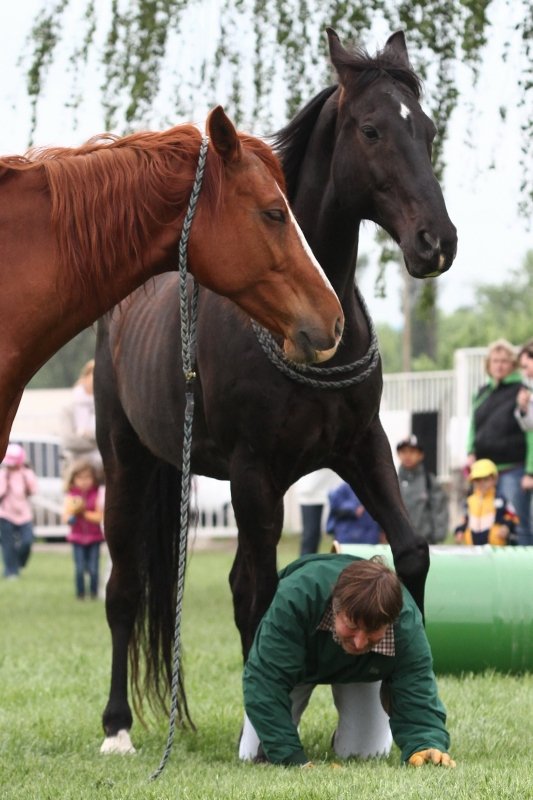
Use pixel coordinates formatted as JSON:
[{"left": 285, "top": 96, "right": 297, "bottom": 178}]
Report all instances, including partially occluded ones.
[{"left": 95, "top": 29, "right": 457, "bottom": 753}]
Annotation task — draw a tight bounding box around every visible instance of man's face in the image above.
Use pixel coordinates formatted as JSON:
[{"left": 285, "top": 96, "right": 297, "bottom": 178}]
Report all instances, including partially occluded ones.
[
  {"left": 334, "top": 611, "right": 388, "bottom": 655},
  {"left": 397, "top": 446, "right": 424, "bottom": 470}
]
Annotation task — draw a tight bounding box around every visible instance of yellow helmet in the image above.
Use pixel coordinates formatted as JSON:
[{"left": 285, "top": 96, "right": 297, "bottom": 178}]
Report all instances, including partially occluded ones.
[{"left": 469, "top": 459, "right": 498, "bottom": 480}]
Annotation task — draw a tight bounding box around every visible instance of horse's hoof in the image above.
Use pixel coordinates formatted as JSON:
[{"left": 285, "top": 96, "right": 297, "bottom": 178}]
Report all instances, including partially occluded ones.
[{"left": 100, "top": 729, "right": 136, "bottom": 755}]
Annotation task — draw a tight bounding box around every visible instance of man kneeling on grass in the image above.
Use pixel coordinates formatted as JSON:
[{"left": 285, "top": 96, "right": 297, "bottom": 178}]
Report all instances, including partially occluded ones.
[{"left": 239, "top": 554, "right": 455, "bottom": 768}]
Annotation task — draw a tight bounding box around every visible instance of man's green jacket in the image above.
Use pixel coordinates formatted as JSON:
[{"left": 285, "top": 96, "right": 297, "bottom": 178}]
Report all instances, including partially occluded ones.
[{"left": 243, "top": 554, "right": 450, "bottom": 765}]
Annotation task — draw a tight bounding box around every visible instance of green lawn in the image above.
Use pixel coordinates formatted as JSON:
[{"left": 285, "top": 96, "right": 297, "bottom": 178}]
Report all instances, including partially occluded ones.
[{"left": 1, "top": 539, "right": 533, "bottom": 799}]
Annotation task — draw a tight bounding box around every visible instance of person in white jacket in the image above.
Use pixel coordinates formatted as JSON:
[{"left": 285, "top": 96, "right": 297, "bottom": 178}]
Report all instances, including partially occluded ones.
[
  {"left": 59, "top": 359, "right": 102, "bottom": 475},
  {"left": 295, "top": 469, "right": 339, "bottom": 554}
]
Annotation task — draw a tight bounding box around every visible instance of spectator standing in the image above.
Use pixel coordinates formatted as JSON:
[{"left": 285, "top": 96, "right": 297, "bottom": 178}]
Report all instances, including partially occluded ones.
[
  {"left": 466, "top": 339, "right": 533, "bottom": 546},
  {"left": 454, "top": 459, "right": 518, "bottom": 546},
  {"left": 59, "top": 359, "right": 102, "bottom": 475},
  {"left": 62, "top": 459, "right": 105, "bottom": 599},
  {"left": 396, "top": 436, "right": 449, "bottom": 544},
  {"left": 0, "top": 443, "right": 38, "bottom": 579},
  {"left": 515, "top": 340, "right": 533, "bottom": 432},
  {"left": 295, "top": 469, "right": 338, "bottom": 555},
  {"left": 326, "top": 482, "right": 382, "bottom": 544}
]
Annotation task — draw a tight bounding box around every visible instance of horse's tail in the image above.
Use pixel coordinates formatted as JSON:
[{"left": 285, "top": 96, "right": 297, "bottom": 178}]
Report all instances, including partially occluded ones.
[{"left": 129, "top": 458, "right": 195, "bottom": 730}]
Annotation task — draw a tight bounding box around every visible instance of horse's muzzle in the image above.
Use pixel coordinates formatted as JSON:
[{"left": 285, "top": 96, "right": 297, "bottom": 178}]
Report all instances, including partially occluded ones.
[
  {"left": 404, "top": 226, "right": 458, "bottom": 279},
  {"left": 284, "top": 319, "right": 343, "bottom": 364}
]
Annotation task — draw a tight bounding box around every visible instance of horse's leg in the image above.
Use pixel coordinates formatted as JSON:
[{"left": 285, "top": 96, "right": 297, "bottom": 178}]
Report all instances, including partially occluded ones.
[
  {"left": 229, "top": 454, "right": 286, "bottom": 759},
  {"left": 98, "top": 423, "right": 161, "bottom": 754},
  {"left": 228, "top": 454, "right": 284, "bottom": 658},
  {"left": 332, "top": 417, "right": 429, "bottom": 617},
  {"left": 95, "top": 320, "right": 158, "bottom": 754},
  {"left": 0, "top": 388, "right": 24, "bottom": 458}
]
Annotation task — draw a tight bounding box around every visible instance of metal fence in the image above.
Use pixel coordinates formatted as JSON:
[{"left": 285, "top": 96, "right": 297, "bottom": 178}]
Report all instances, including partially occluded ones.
[
  {"left": 382, "top": 370, "right": 454, "bottom": 477},
  {"left": 10, "top": 440, "right": 238, "bottom": 540},
  {"left": 11, "top": 436, "right": 66, "bottom": 537},
  {"left": 382, "top": 347, "right": 487, "bottom": 479},
  {"left": 10, "top": 347, "right": 490, "bottom": 537}
]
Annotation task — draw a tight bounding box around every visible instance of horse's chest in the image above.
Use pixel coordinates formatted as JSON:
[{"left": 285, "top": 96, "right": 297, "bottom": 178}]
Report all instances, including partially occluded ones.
[{"left": 230, "top": 383, "right": 378, "bottom": 455}]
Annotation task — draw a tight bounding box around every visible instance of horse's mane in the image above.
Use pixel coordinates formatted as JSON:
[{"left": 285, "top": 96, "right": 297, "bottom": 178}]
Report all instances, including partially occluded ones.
[
  {"left": 0, "top": 126, "right": 284, "bottom": 295},
  {"left": 272, "top": 86, "right": 338, "bottom": 205},
  {"left": 273, "top": 44, "right": 422, "bottom": 202}
]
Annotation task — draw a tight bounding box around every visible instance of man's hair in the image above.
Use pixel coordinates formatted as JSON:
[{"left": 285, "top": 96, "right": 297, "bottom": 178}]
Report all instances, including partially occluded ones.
[{"left": 332, "top": 557, "right": 403, "bottom": 631}]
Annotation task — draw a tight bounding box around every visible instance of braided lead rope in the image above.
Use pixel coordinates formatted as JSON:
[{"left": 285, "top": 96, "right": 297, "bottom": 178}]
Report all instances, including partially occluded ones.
[
  {"left": 251, "top": 285, "right": 380, "bottom": 389},
  {"left": 179, "top": 137, "right": 208, "bottom": 382},
  {"left": 149, "top": 135, "right": 208, "bottom": 782}
]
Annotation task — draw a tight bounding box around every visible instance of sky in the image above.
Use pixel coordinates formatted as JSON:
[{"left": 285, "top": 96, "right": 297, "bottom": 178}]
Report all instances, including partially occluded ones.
[{"left": 1, "top": 1, "right": 531, "bottom": 328}]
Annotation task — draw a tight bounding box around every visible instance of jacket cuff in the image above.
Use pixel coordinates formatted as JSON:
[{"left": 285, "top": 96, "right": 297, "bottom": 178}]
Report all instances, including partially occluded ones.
[{"left": 281, "top": 749, "right": 308, "bottom": 766}]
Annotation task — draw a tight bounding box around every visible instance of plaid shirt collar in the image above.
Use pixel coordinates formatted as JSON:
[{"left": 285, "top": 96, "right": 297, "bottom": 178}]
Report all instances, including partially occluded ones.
[{"left": 317, "top": 601, "right": 395, "bottom": 657}]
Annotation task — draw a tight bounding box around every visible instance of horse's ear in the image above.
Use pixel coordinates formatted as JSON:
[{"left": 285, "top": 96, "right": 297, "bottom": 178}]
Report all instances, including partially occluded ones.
[
  {"left": 326, "top": 27, "right": 350, "bottom": 83},
  {"left": 207, "top": 106, "right": 242, "bottom": 164},
  {"left": 326, "top": 28, "right": 352, "bottom": 83},
  {"left": 383, "top": 31, "right": 411, "bottom": 68}
]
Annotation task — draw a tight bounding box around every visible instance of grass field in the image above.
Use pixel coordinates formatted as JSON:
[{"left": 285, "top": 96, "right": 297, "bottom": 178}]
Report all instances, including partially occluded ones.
[{"left": 1, "top": 538, "right": 533, "bottom": 800}]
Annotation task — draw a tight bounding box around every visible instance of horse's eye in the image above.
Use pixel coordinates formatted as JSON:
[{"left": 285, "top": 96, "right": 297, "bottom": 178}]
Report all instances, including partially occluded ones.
[
  {"left": 263, "top": 209, "right": 286, "bottom": 223},
  {"left": 362, "top": 126, "right": 379, "bottom": 141}
]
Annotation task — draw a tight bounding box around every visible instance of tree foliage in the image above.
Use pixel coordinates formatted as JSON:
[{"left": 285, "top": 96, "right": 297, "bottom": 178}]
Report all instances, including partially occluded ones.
[
  {"left": 28, "top": 328, "right": 97, "bottom": 389},
  {"left": 377, "top": 249, "right": 533, "bottom": 373},
  {"left": 22, "top": 0, "right": 532, "bottom": 208},
  {"left": 19, "top": 0, "right": 532, "bottom": 381}
]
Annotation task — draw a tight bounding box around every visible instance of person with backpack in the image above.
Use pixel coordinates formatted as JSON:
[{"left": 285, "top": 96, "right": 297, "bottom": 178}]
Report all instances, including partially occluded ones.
[{"left": 396, "top": 436, "right": 449, "bottom": 544}]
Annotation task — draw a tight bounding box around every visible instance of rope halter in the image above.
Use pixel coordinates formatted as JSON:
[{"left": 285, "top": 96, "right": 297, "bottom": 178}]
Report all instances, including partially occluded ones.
[{"left": 251, "top": 285, "right": 379, "bottom": 389}]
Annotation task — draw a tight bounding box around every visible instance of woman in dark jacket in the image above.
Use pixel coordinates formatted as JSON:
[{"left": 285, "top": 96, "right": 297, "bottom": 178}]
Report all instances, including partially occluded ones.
[{"left": 466, "top": 339, "right": 533, "bottom": 546}]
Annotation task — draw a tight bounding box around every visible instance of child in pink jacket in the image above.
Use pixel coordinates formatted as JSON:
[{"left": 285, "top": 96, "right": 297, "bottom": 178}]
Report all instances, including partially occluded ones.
[
  {"left": 0, "top": 443, "right": 38, "bottom": 579},
  {"left": 62, "top": 459, "right": 104, "bottom": 599}
]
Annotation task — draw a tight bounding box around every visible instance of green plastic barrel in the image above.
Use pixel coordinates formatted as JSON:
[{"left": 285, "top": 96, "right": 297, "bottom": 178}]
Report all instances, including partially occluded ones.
[{"left": 335, "top": 544, "right": 533, "bottom": 674}]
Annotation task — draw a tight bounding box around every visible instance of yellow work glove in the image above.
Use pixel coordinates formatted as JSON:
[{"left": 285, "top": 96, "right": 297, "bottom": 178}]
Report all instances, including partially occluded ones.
[{"left": 408, "top": 749, "right": 456, "bottom": 768}]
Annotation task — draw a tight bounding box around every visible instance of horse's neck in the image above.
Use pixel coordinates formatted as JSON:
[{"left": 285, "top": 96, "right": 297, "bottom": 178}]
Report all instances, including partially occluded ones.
[
  {"left": 292, "top": 123, "right": 368, "bottom": 347},
  {"left": 0, "top": 167, "right": 174, "bottom": 378},
  {"left": 290, "top": 101, "right": 362, "bottom": 304}
]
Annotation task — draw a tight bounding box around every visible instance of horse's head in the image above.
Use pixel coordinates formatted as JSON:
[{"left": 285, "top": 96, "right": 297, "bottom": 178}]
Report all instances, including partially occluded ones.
[
  {"left": 189, "top": 106, "right": 343, "bottom": 364},
  {"left": 327, "top": 29, "right": 457, "bottom": 279}
]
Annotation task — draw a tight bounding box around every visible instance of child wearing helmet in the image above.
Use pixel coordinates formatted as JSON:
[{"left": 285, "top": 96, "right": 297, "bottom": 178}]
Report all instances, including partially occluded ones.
[{"left": 454, "top": 459, "right": 518, "bottom": 546}]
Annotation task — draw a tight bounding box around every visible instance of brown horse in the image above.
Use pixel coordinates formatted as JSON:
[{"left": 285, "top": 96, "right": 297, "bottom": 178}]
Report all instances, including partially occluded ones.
[
  {"left": 0, "top": 106, "right": 342, "bottom": 457},
  {"left": 95, "top": 29, "right": 457, "bottom": 755}
]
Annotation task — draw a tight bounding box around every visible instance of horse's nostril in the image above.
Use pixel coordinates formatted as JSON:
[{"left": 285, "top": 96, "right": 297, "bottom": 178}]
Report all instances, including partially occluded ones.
[
  {"left": 418, "top": 230, "right": 439, "bottom": 254},
  {"left": 335, "top": 316, "right": 344, "bottom": 339}
]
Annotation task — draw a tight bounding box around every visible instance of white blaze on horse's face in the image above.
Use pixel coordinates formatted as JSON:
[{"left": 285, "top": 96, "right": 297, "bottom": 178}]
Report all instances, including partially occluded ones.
[
  {"left": 277, "top": 190, "right": 342, "bottom": 363},
  {"left": 282, "top": 193, "right": 337, "bottom": 296},
  {"left": 399, "top": 102, "right": 411, "bottom": 120}
]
